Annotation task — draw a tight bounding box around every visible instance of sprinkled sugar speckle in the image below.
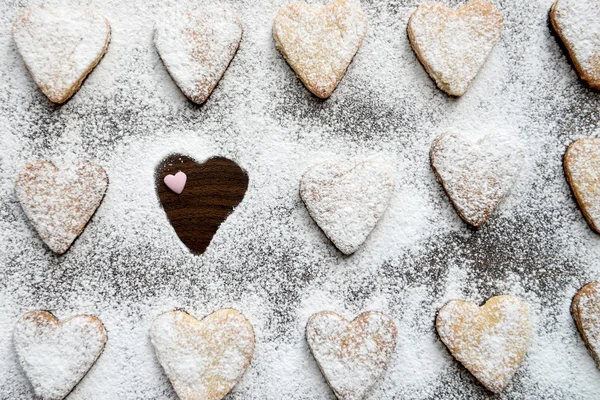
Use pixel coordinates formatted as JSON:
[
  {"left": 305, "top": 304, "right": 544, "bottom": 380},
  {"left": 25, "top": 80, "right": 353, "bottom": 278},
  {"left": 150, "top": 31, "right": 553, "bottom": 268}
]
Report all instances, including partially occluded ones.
[{"left": 2, "top": 0, "right": 600, "bottom": 398}]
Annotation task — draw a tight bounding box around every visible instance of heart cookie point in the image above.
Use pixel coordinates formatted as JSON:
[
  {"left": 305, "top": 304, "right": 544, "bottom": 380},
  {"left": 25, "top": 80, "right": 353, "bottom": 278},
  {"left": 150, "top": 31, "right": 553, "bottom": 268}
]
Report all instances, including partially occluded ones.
[
  {"left": 430, "top": 132, "right": 523, "bottom": 227},
  {"left": 273, "top": 0, "right": 367, "bottom": 99},
  {"left": 150, "top": 309, "right": 254, "bottom": 400},
  {"left": 13, "top": 311, "right": 107, "bottom": 400},
  {"left": 300, "top": 158, "right": 395, "bottom": 255},
  {"left": 15, "top": 161, "right": 108, "bottom": 254},
  {"left": 572, "top": 282, "right": 600, "bottom": 368},
  {"left": 436, "top": 295, "right": 532, "bottom": 393},
  {"left": 12, "top": 8, "right": 111, "bottom": 104},
  {"left": 164, "top": 171, "right": 187, "bottom": 194},
  {"left": 154, "top": 8, "right": 242, "bottom": 104},
  {"left": 306, "top": 311, "right": 397, "bottom": 400},
  {"left": 564, "top": 138, "right": 600, "bottom": 233},
  {"left": 551, "top": 0, "right": 600, "bottom": 89},
  {"left": 156, "top": 155, "right": 248, "bottom": 254},
  {"left": 408, "top": 0, "right": 502, "bottom": 96}
]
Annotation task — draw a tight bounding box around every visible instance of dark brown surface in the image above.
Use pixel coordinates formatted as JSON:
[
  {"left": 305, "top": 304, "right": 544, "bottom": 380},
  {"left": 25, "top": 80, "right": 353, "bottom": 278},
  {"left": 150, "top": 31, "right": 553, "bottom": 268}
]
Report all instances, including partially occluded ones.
[{"left": 155, "top": 155, "right": 248, "bottom": 254}]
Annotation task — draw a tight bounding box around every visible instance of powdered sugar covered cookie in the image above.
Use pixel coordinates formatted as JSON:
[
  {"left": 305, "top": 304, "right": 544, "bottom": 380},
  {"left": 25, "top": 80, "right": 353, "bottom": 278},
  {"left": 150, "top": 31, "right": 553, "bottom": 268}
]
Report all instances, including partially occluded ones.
[
  {"left": 408, "top": 0, "right": 503, "bottom": 96},
  {"left": 564, "top": 138, "right": 600, "bottom": 233},
  {"left": 273, "top": 0, "right": 367, "bottom": 99},
  {"left": 154, "top": 8, "right": 242, "bottom": 104},
  {"left": 12, "top": 8, "right": 110, "bottom": 104},
  {"left": 13, "top": 311, "right": 107, "bottom": 400},
  {"left": 306, "top": 311, "right": 397, "bottom": 400},
  {"left": 15, "top": 161, "right": 108, "bottom": 254},
  {"left": 430, "top": 132, "right": 523, "bottom": 227},
  {"left": 150, "top": 309, "right": 254, "bottom": 400},
  {"left": 551, "top": 0, "right": 600, "bottom": 89},
  {"left": 436, "top": 295, "right": 532, "bottom": 393},
  {"left": 300, "top": 158, "right": 395, "bottom": 255},
  {"left": 572, "top": 282, "right": 600, "bottom": 367}
]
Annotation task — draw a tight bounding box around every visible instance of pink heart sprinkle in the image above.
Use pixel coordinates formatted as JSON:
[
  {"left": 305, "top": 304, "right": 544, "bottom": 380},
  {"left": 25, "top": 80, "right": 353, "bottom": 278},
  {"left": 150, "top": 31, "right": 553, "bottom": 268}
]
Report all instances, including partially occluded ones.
[{"left": 164, "top": 171, "right": 187, "bottom": 194}]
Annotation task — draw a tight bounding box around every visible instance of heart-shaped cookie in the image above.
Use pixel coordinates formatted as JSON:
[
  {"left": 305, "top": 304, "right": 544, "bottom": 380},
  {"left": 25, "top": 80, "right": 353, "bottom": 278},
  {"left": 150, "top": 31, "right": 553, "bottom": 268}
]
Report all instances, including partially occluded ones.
[
  {"left": 306, "top": 311, "right": 397, "bottom": 400},
  {"left": 12, "top": 8, "right": 110, "bottom": 104},
  {"left": 15, "top": 161, "right": 108, "bottom": 254},
  {"left": 564, "top": 138, "right": 600, "bottom": 233},
  {"left": 572, "top": 282, "right": 600, "bottom": 367},
  {"left": 299, "top": 158, "right": 395, "bottom": 255},
  {"left": 13, "top": 311, "right": 107, "bottom": 400},
  {"left": 273, "top": 0, "right": 367, "bottom": 99},
  {"left": 430, "top": 132, "right": 523, "bottom": 227},
  {"left": 408, "top": 0, "right": 503, "bottom": 96},
  {"left": 150, "top": 309, "right": 254, "bottom": 400},
  {"left": 156, "top": 155, "right": 248, "bottom": 254},
  {"left": 154, "top": 8, "right": 242, "bottom": 104},
  {"left": 436, "top": 295, "right": 532, "bottom": 393},
  {"left": 551, "top": 0, "right": 600, "bottom": 89}
]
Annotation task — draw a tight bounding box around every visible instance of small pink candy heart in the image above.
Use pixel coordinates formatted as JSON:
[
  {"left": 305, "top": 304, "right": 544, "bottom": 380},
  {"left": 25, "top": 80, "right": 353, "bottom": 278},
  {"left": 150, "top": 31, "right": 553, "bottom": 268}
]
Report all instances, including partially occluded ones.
[{"left": 164, "top": 171, "right": 187, "bottom": 194}]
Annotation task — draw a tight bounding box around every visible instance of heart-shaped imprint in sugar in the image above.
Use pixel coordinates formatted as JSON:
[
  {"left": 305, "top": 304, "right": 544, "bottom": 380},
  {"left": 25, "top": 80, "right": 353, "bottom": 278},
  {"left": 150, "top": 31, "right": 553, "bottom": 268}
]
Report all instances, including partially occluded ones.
[
  {"left": 154, "top": 8, "right": 242, "bottom": 104},
  {"left": 430, "top": 132, "right": 524, "bottom": 227},
  {"left": 572, "top": 282, "right": 600, "bottom": 367},
  {"left": 299, "top": 158, "right": 395, "bottom": 255},
  {"left": 13, "top": 311, "right": 107, "bottom": 400},
  {"left": 150, "top": 309, "right": 255, "bottom": 400},
  {"left": 551, "top": 0, "right": 600, "bottom": 89},
  {"left": 436, "top": 295, "right": 532, "bottom": 393},
  {"left": 15, "top": 161, "right": 108, "bottom": 254},
  {"left": 273, "top": 0, "right": 367, "bottom": 99},
  {"left": 564, "top": 138, "right": 600, "bottom": 233},
  {"left": 306, "top": 311, "right": 397, "bottom": 400},
  {"left": 12, "top": 8, "right": 110, "bottom": 104},
  {"left": 408, "top": 0, "right": 503, "bottom": 96},
  {"left": 156, "top": 155, "right": 248, "bottom": 254}
]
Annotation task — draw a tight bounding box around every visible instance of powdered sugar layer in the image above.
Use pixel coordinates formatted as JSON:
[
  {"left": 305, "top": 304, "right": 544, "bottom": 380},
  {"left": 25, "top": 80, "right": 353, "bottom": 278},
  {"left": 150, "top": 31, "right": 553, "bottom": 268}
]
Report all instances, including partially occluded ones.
[
  {"left": 12, "top": 8, "right": 110, "bottom": 103},
  {"left": 2, "top": 0, "right": 600, "bottom": 398},
  {"left": 13, "top": 311, "right": 106, "bottom": 400},
  {"left": 306, "top": 311, "right": 396, "bottom": 400},
  {"left": 150, "top": 309, "right": 254, "bottom": 400},
  {"left": 430, "top": 132, "right": 524, "bottom": 227},
  {"left": 408, "top": 0, "right": 502, "bottom": 96},
  {"left": 14, "top": 161, "right": 108, "bottom": 254},
  {"left": 300, "top": 158, "right": 395, "bottom": 255},
  {"left": 154, "top": 8, "right": 242, "bottom": 104}
]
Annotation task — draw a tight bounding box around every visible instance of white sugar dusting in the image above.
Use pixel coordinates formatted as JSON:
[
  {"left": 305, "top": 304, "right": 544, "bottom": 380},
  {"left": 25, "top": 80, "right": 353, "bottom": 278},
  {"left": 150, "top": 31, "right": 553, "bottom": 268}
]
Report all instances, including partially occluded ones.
[{"left": 1, "top": 0, "right": 600, "bottom": 398}]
